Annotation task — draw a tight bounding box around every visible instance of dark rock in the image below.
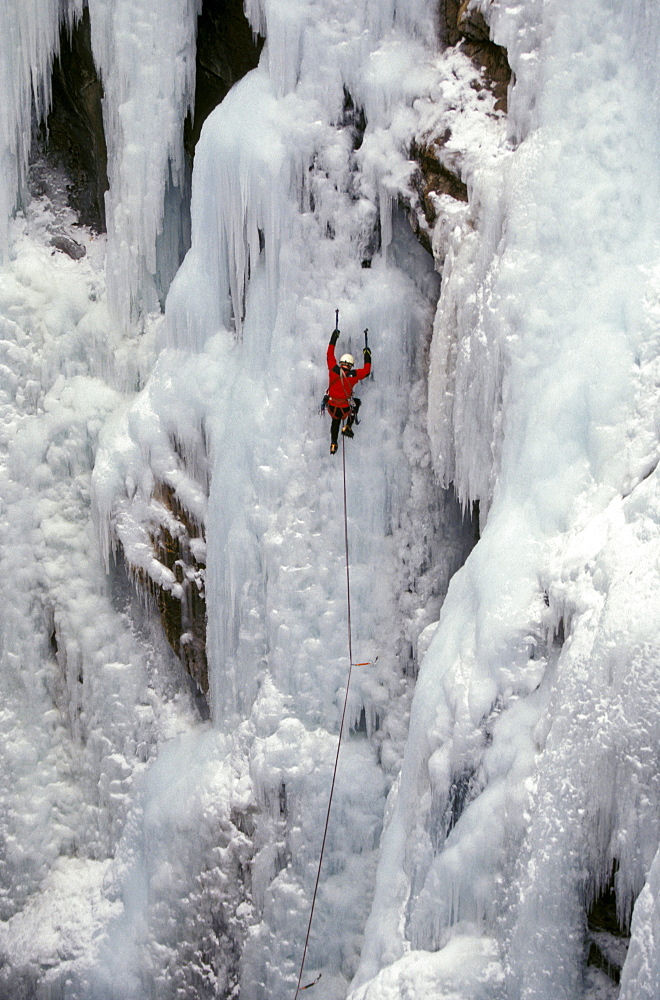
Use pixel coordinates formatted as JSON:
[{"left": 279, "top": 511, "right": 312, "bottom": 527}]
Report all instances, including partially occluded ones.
[
  {"left": 50, "top": 234, "right": 86, "bottom": 259},
  {"left": 150, "top": 482, "right": 209, "bottom": 696},
  {"left": 442, "top": 0, "right": 511, "bottom": 112},
  {"left": 341, "top": 87, "right": 367, "bottom": 151},
  {"left": 407, "top": 135, "right": 469, "bottom": 253},
  {"left": 185, "top": 0, "right": 264, "bottom": 157},
  {"left": 457, "top": 0, "right": 491, "bottom": 43},
  {"left": 586, "top": 866, "right": 631, "bottom": 985},
  {"left": 405, "top": 1, "right": 511, "bottom": 255},
  {"left": 37, "top": 0, "right": 263, "bottom": 237},
  {"left": 441, "top": 0, "right": 463, "bottom": 47},
  {"left": 44, "top": 8, "right": 108, "bottom": 232},
  {"left": 461, "top": 38, "right": 511, "bottom": 113},
  {"left": 412, "top": 136, "right": 469, "bottom": 212}
]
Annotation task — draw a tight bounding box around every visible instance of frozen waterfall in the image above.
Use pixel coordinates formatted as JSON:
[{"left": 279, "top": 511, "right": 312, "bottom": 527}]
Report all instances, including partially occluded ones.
[{"left": 0, "top": 0, "right": 658, "bottom": 998}]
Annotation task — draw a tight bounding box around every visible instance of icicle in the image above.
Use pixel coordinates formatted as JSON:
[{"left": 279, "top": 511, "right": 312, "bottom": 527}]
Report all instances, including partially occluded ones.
[
  {"left": 86, "top": 0, "right": 201, "bottom": 327},
  {"left": 378, "top": 184, "right": 392, "bottom": 254},
  {"left": 165, "top": 67, "right": 293, "bottom": 346}
]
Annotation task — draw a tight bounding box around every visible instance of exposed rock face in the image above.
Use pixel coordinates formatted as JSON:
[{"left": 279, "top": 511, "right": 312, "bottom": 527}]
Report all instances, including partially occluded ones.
[
  {"left": 50, "top": 233, "right": 87, "bottom": 259},
  {"left": 44, "top": 8, "right": 108, "bottom": 232},
  {"left": 38, "top": 1, "right": 263, "bottom": 234},
  {"left": 406, "top": 0, "right": 511, "bottom": 254},
  {"left": 408, "top": 132, "right": 469, "bottom": 254},
  {"left": 185, "top": 0, "right": 264, "bottom": 157},
  {"left": 442, "top": 0, "right": 511, "bottom": 111},
  {"left": 587, "top": 869, "right": 631, "bottom": 987},
  {"left": 151, "top": 483, "right": 208, "bottom": 697},
  {"left": 457, "top": 0, "right": 511, "bottom": 112}
]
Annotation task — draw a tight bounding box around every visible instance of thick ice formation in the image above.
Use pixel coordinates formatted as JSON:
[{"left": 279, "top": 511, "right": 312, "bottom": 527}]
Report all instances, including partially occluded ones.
[
  {"left": 619, "top": 843, "right": 660, "bottom": 999},
  {"left": 353, "top": 0, "right": 660, "bottom": 998},
  {"left": 89, "top": 0, "right": 486, "bottom": 996},
  {"left": 87, "top": 0, "right": 200, "bottom": 323},
  {"left": 0, "top": 200, "right": 198, "bottom": 993}
]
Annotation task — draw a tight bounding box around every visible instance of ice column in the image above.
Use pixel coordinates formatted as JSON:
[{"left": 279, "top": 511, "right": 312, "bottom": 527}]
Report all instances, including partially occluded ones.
[{"left": 87, "top": 0, "right": 200, "bottom": 325}]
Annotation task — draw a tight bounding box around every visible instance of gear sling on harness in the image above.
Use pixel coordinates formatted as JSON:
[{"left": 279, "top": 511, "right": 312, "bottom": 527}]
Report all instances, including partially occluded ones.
[{"left": 322, "top": 395, "right": 361, "bottom": 422}]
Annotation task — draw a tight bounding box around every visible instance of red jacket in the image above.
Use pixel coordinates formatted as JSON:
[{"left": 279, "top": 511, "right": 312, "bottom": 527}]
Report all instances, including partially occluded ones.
[{"left": 327, "top": 344, "right": 371, "bottom": 408}]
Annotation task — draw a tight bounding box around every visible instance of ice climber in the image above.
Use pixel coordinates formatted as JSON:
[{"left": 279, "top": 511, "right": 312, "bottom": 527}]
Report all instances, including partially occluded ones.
[{"left": 325, "top": 327, "right": 371, "bottom": 454}]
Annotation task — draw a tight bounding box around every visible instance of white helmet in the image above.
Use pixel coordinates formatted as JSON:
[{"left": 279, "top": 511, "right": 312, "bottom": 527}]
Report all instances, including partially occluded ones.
[{"left": 339, "top": 353, "right": 354, "bottom": 367}]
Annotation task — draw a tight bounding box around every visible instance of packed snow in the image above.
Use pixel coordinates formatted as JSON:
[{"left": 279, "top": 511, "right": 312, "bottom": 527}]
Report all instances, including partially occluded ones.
[{"left": 0, "top": 0, "right": 658, "bottom": 998}]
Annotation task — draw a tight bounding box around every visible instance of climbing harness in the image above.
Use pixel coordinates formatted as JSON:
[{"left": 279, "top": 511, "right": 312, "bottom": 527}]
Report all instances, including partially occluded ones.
[{"left": 293, "top": 434, "right": 357, "bottom": 999}]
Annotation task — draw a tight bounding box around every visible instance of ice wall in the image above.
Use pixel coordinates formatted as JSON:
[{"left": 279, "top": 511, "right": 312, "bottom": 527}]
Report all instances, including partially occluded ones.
[
  {"left": 89, "top": 0, "right": 496, "bottom": 996},
  {"left": 353, "top": 0, "right": 660, "bottom": 997}
]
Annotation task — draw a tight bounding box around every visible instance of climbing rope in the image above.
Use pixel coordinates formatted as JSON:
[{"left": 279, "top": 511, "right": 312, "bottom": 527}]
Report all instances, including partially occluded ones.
[{"left": 294, "top": 433, "right": 355, "bottom": 998}]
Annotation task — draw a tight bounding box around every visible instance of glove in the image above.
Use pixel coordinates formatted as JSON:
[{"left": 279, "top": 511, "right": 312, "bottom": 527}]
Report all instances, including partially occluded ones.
[
  {"left": 330, "top": 329, "right": 339, "bottom": 346},
  {"left": 363, "top": 346, "right": 372, "bottom": 363}
]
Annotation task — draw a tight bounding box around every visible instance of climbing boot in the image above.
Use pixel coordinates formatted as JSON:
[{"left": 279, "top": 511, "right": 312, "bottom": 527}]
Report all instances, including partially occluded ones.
[
  {"left": 330, "top": 442, "right": 338, "bottom": 454},
  {"left": 342, "top": 425, "right": 354, "bottom": 438}
]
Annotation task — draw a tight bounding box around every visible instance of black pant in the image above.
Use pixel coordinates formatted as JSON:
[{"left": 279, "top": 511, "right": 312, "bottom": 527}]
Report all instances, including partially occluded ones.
[
  {"left": 328, "top": 399, "right": 360, "bottom": 445},
  {"left": 329, "top": 405, "right": 349, "bottom": 446}
]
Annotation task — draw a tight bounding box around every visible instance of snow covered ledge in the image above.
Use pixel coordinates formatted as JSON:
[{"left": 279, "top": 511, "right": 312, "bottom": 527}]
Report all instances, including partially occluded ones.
[{"left": 352, "top": 936, "right": 505, "bottom": 1000}]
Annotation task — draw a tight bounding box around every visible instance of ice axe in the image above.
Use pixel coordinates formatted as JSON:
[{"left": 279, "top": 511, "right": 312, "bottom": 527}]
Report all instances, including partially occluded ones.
[{"left": 364, "top": 327, "right": 373, "bottom": 379}]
